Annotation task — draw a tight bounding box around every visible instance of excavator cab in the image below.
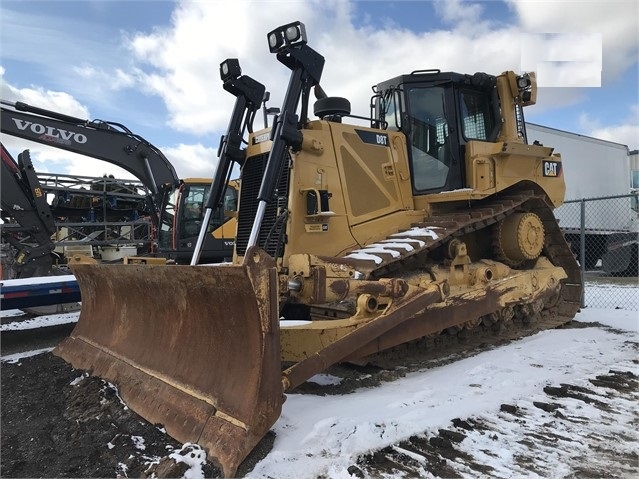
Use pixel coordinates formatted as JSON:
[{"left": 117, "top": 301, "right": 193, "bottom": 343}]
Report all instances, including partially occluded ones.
[
  {"left": 55, "top": 21, "right": 582, "bottom": 477},
  {"left": 157, "top": 179, "right": 238, "bottom": 263}
]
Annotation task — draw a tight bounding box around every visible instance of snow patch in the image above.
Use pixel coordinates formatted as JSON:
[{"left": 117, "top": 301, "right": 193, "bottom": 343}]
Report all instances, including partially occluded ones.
[
  {"left": 131, "top": 435, "right": 146, "bottom": 450},
  {"left": 343, "top": 252, "right": 383, "bottom": 264},
  {"left": 70, "top": 373, "right": 89, "bottom": 386},
  {"left": 249, "top": 305, "right": 638, "bottom": 478},
  {"left": 1, "top": 347, "right": 53, "bottom": 363},
  {"left": 379, "top": 239, "right": 420, "bottom": 250},
  {"left": 391, "top": 227, "right": 440, "bottom": 240},
  {"left": 1, "top": 312, "right": 79, "bottom": 331},
  {"left": 169, "top": 443, "right": 207, "bottom": 479},
  {"left": 307, "top": 374, "right": 343, "bottom": 386}
]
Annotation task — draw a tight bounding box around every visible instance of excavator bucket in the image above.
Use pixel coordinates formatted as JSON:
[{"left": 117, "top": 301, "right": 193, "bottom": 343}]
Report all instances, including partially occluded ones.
[{"left": 53, "top": 248, "right": 283, "bottom": 478}]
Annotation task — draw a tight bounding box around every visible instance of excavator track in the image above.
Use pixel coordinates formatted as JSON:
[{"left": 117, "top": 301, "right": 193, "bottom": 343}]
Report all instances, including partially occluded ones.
[{"left": 310, "top": 188, "right": 582, "bottom": 363}]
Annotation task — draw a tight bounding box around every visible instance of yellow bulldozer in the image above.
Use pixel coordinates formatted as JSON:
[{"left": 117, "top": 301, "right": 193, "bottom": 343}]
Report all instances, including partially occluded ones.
[{"left": 54, "top": 21, "right": 582, "bottom": 477}]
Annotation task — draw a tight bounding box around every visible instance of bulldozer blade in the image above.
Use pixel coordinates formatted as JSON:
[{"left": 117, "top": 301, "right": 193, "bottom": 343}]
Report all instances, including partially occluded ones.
[{"left": 54, "top": 247, "right": 282, "bottom": 478}]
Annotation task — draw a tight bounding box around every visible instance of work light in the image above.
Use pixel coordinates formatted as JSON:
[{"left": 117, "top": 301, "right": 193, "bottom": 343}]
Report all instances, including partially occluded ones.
[
  {"left": 267, "top": 21, "right": 307, "bottom": 53},
  {"left": 220, "top": 59, "right": 242, "bottom": 82},
  {"left": 516, "top": 74, "right": 531, "bottom": 90}
]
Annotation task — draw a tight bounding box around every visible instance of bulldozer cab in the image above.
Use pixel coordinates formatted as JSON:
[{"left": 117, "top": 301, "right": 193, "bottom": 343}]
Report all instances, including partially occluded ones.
[{"left": 376, "top": 71, "right": 501, "bottom": 195}]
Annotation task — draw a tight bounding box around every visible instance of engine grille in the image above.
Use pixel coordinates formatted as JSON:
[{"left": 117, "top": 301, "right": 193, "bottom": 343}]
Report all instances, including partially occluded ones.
[{"left": 235, "top": 152, "right": 290, "bottom": 257}]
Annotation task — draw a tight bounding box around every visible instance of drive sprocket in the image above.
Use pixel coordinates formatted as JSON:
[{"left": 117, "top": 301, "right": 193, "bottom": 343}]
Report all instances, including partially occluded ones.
[{"left": 494, "top": 212, "right": 545, "bottom": 267}]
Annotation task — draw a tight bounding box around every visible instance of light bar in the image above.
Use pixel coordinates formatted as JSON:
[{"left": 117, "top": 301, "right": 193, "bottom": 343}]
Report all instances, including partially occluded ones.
[
  {"left": 516, "top": 74, "right": 531, "bottom": 90},
  {"left": 220, "top": 59, "right": 242, "bottom": 82},
  {"left": 267, "top": 21, "right": 307, "bottom": 53},
  {"left": 516, "top": 72, "right": 534, "bottom": 103}
]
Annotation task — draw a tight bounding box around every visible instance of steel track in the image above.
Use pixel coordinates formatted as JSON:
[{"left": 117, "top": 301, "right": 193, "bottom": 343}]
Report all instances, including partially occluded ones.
[{"left": 311, "top": 186, "right": 583, "bottom": 365}]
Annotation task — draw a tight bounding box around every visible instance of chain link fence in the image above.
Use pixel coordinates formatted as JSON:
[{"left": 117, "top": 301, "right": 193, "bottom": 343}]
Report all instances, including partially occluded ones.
[{"left": 554, "top": 193, "right": 638, "bottom": 310}]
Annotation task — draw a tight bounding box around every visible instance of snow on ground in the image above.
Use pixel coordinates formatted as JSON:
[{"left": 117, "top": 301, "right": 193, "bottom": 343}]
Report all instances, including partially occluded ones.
[
  {"left": 1, "top": 347, "right": 55, "bottom": 364},
  {"left": 0, "top": 274, "right": 76, "bottom": 287},
  {"left": 0, "top": 311, "right": 80, "bottom": 331},
  {"left": 586, "top": 283, "right": 639, "bottom": 310},
  {"left": 1, "top": 281, "right": 637, "bottom": 478},
  {"left": 249, "top": 305, "right": 638, "bottom": 479}
]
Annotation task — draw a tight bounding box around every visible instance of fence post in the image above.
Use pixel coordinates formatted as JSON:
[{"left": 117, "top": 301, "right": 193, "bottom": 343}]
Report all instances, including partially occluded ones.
[{"left": 579, "top": 199, "right": 586, "bottom": 308}]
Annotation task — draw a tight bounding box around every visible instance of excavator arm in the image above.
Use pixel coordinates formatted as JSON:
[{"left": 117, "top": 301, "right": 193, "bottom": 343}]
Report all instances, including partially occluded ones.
[
  {"left": 0, "top": 99, "right": 180, "bottom": 222},
  {"left": 1, "top": 144, "right": 56, "bottom": 277}
]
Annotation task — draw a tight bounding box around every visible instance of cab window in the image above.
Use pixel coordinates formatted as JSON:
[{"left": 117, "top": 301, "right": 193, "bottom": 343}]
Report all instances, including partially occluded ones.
[
  {"left": 407, "top": 86, "right": 450, "bottom": 191},
  {"left": 158, "top": 188, "right": 179, "bottom": 248},
  {"left": 383, "top": 90, "right": 403, "bottom": 131},
  {"left": 181, "top": 185, "right": 206, "bottom": 238},
  {"left": 459, "top": 90, "right": 496, "bottom": 141},
  {"left": 223, "top": 185, "right": 238, "bottom": 212}
]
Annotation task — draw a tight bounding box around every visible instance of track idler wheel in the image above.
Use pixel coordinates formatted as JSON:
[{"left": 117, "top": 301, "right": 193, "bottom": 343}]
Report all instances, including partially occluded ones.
[{"left": 495, "top": 212, "right": 545, "bottom": 267}]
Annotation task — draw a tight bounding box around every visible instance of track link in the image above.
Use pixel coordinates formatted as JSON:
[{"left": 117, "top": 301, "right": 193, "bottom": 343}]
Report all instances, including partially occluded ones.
[{"left": 322, "top": 187, "right": 583, "bottom": 360}]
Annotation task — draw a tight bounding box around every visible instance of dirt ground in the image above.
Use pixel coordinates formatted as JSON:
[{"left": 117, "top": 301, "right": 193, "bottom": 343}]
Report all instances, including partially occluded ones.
[
  {"left": 0, "top": 353, "right": 276, "bottom": 478},
  {"left": 1, "top": 321, "right": 637, "bottom": 478}
]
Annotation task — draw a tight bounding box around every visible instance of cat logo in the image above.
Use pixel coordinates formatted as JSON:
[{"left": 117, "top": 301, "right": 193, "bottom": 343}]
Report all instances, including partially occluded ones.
[
  {"left": 305, "top": 223, "right": 329, "bottom": 233},
  {"left": 542, "top": 160, "right": 561, "bottom": 177}
]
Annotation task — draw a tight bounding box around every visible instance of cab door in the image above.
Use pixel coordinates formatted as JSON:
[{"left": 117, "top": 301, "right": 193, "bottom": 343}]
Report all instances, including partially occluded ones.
[{"left": 404, "top": 84, "right": 464, "bottom": 194}]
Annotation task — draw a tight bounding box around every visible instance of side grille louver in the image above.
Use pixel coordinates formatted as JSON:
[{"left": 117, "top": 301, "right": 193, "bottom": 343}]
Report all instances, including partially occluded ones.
[{"left": 236, "top": 153, "right": 290, "bottom": 257}]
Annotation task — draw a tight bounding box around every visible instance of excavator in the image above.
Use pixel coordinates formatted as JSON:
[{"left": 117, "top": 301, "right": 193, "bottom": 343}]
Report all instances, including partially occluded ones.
[
  {"left": 54, "top": 22, "right": 582, "bottom": 477},
  {"left": 2, "top": 144, "right": 58, "bottom": 277},
  {"left": 1, "top": 100, "right": 239, "bottom": 271}
]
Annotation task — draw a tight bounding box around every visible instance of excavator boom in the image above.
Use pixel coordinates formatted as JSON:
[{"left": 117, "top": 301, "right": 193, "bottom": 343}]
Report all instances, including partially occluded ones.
[
  {"left": 1, "top": 99, "right": 180, "bottom": 205},
  {"left": 1, "top": 100, "right": 236, "bottom": 266}
]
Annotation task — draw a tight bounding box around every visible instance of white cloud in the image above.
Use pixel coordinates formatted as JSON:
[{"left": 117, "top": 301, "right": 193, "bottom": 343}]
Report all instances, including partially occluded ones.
[
  {"left": 72, "top": 65, "right": 137, "bottom": 90},
  {"left": 593, "top": 123, "right": 638, "bottom": 150},
  {"left": 579, "top": 104, "right": 639, "bottom": 150},
  {"left": 2, "top": 0, "right": 636, "bottom": 180},
  {"left": 0, "top": 74, "right": 89, "bottom": 119},
  {"left": 508, "top": 0, "right": 638, "bottom": 82},
  {"left": 123, "top": 0, "right": 529, "bottom": 136},
  {"left": 117, "top": 0, "right": 636, "bottom": 139},
  {"left": 160, "top": 142, "right": 219, "bottom": 179},
  {"left": 434, "top": 0, "right": 485, "bottom": 30},
  {"left": 123, "top": 0, "right": 324, "bottom": 135}
]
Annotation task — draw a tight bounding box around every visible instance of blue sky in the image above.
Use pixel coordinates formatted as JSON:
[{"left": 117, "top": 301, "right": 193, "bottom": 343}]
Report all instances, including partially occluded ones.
[{"left": 1, "top": 0, "right": 637, "bottom": 179}]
